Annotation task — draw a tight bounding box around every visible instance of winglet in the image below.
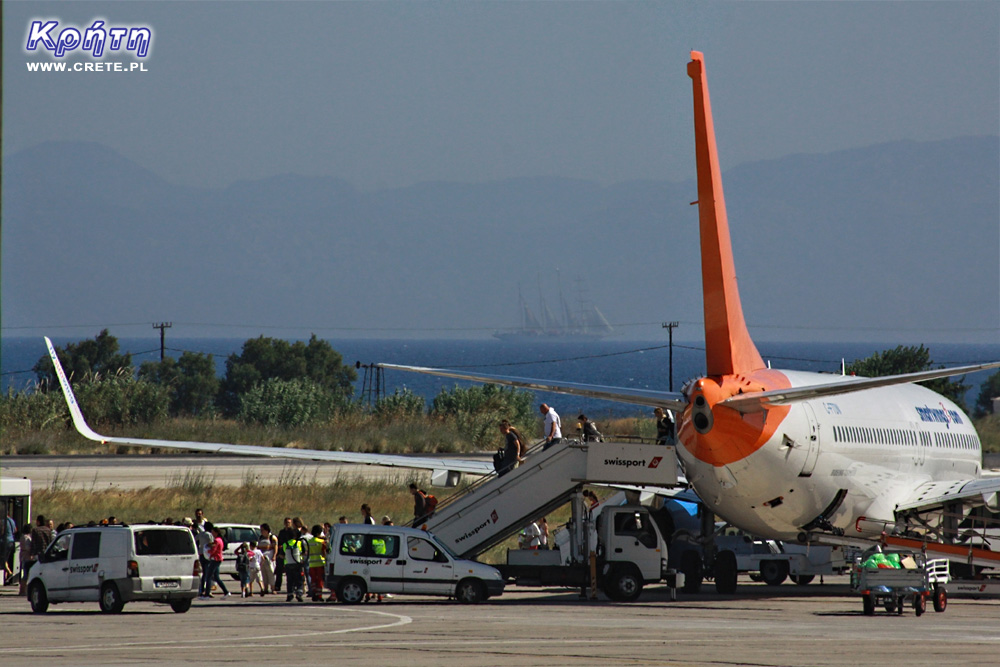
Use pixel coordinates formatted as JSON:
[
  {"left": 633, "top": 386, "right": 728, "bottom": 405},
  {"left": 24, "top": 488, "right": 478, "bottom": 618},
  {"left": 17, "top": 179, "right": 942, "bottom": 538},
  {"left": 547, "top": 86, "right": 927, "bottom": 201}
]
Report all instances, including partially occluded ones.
[
  {"left": 688, "top": 52, "right": 764, "bottom": 376},
  {"left": 44, "top": 336, "right": 106, "bottom": 443}
]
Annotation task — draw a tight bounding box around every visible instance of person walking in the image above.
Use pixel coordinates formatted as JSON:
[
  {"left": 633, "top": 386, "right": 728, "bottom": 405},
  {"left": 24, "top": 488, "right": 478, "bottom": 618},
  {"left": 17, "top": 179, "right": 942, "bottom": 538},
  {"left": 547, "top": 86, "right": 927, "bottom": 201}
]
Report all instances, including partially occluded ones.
[
  {"left": 205, "top": 525, "right": 230, "bottom": 598},
  {"left": 654, "top": 407, "right": 675, "bottom": 445},
  {"left": 409, "top": 483, "right": 427, "bottom": 527},
  {"left": 281, "top": 530, "right": 306, "bottom": 602},
  {"left": 274, "top": 517, "right": 296, "bottom": 593},
  {"left": 540, "top": 403, "right": 562, "bottom": 450},
  {"left": 305, "top": 525, "right": 327, "bottom": 602},
  {"left": 361, "top": 504, "right": 375, "bottom": 525},
  {"left": 257, "top": 523, "right": 277, "bottom": 594}
]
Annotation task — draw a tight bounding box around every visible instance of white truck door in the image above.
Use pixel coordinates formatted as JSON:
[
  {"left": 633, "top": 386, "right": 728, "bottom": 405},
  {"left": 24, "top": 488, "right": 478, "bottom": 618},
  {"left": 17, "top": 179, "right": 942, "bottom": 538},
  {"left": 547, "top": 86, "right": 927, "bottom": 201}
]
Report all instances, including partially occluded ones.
[
  {"left": 403, "top": 536, "right": 455, "bottom": 595},
  {"left": 605, "top": 509, "right": 661, "bottom": 581}
]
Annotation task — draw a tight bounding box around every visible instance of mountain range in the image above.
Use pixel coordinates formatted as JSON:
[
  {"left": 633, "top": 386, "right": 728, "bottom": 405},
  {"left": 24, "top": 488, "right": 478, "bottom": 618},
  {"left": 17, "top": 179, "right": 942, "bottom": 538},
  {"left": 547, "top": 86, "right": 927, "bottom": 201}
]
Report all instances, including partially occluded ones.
[{"left": 2, "top": 136, "right": 997, "bottom": 342}]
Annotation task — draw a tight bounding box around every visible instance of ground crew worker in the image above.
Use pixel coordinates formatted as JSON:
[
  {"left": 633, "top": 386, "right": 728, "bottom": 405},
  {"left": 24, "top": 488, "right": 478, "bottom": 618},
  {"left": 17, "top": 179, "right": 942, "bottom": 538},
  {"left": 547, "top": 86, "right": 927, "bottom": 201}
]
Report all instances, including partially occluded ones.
[{"left": 306, "top": 525, "right": 327, "bottom": 602}]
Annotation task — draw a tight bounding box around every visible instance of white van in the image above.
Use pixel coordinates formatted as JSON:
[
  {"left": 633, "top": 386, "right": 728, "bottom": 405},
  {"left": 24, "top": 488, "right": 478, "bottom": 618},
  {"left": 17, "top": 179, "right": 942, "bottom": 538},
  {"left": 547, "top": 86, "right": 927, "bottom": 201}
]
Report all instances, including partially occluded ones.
[
  {"left": 326, "top": 524, "right": 504, "bottom": 604},
  {"left": 27, "top": 524, "right": 200, "bottom": 613}
]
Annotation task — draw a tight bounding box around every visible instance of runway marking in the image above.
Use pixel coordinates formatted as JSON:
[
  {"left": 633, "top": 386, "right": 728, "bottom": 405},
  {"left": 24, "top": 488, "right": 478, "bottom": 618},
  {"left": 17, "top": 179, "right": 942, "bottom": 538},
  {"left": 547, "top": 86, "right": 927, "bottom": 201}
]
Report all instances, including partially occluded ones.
[{"left": 0, "top": 607, "right": 411, "bottom": 654}]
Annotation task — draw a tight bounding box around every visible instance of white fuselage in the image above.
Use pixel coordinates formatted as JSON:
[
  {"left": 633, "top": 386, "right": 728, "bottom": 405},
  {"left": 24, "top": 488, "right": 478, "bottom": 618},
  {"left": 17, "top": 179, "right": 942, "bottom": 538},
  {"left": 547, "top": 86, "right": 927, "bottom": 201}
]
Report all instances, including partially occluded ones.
[{"left": 677, "top": 370, "right": 982, "bottom": 541}]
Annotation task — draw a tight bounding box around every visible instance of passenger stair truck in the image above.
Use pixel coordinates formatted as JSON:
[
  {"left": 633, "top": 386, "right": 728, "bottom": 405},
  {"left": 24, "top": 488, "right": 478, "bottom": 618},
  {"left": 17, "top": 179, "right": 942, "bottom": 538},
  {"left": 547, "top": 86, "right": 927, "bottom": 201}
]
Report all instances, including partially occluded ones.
[{"left": 422, "top": 441, "right": 684, "bottom": 601}]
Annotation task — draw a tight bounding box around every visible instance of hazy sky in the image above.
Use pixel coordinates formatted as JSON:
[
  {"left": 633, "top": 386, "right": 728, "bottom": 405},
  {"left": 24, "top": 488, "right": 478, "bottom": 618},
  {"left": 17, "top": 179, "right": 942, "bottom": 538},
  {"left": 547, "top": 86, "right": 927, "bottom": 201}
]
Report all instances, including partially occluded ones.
[
  {"left": 5, "top": 1, "right": 998, "bottom": 191},
  {"left": 3, "top": 1, "right": 998, "bottom": 345}
]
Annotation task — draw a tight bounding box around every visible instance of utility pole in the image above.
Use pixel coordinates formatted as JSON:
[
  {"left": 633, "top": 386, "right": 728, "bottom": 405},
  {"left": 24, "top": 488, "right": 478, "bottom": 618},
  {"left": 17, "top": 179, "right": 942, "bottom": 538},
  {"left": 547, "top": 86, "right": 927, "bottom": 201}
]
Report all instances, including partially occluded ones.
[
  {"left": 152, "top": 322, "right": 172, "bottom": 361},
  {"left": 661, "top": 321, "right": 679, "bottom": 392}
]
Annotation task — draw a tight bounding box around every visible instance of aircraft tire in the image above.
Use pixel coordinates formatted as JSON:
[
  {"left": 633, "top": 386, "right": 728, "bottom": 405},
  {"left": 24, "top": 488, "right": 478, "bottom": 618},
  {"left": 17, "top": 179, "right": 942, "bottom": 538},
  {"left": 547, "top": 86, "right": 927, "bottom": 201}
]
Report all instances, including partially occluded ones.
[
  {"left": 714, "top": 550, "right": 738, "bottom": 594},
  {"left": 680, "top": 550, "right": 702, "bottom": 593}
]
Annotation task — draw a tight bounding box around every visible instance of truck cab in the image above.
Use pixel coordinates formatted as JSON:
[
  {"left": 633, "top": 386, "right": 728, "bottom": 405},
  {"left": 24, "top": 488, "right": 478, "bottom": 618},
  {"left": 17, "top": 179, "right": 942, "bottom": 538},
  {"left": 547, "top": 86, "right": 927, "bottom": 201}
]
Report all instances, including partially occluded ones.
[{"left": 502, "top": 500, "right": 679, "bottom": 602}]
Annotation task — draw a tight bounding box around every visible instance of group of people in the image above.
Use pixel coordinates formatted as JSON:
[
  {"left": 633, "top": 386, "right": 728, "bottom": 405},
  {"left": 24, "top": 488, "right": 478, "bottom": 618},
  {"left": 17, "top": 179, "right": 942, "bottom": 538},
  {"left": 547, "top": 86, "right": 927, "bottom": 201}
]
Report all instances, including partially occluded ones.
[
  {"left": 494, "top": 403, "right": 676, "bottom": 476},
  {"left": 5, "top": 513, "right": 56, "bottom": 596},
  {"left": 193, "top": 506, "right": 394, "bottom": 603}
]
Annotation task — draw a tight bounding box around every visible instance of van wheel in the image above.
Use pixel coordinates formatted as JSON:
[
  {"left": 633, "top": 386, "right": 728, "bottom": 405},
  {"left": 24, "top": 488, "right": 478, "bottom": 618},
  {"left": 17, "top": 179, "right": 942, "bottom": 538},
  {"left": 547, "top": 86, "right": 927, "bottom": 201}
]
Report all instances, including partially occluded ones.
[
  {"left": 456, "top": 578, "right": 486, "bottom": 604},
  {"left": 28, "top": 581, "right": 49, "bottom": 613},
  {"left": 99, "top": 583, "right": 125, "bottom": 613},
  {"left": 790, "top": 574, "right": 814, "bottom": 586},
  {"left": 337, "top": 578, "right": 366, "bottom": 604},
  {"left": 170, "top": 598, "right": 193, "bottom": 613},
  {"left": 607, "top": 567, "right": 643, "bottom": 602}
]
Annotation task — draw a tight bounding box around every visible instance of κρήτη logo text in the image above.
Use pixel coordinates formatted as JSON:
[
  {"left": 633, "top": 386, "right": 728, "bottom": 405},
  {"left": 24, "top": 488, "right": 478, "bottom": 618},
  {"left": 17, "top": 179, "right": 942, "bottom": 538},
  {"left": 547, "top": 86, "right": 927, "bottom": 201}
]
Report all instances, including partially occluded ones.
[{"left": 26, "top": 18, "right": 154, "bottom": 58}]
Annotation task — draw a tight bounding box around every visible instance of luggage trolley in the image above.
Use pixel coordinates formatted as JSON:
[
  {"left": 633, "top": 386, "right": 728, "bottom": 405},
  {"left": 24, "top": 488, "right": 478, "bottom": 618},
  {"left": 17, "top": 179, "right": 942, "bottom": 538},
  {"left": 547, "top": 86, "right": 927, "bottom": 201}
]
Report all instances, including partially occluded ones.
[{"left": 850, "top": 547, "right": 947, "bottom": 616}]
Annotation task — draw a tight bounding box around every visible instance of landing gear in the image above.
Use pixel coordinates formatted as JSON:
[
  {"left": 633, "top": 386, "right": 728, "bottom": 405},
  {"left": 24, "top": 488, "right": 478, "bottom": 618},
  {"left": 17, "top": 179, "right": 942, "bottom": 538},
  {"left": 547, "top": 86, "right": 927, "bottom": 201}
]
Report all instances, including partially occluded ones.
[
  {"left": 714, "top": 550, "right": 738, "bottom": 594},
  {"left": 680, "top": 550, "right": 703, "bottom": 593}
]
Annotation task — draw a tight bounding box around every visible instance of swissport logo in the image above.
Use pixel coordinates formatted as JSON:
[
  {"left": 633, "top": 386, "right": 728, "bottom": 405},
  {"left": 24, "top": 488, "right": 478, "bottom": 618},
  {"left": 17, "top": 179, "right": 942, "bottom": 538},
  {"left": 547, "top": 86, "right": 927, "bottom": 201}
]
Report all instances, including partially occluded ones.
[{"left": 603, "top": 456, "right": 662, "bottom": 469}]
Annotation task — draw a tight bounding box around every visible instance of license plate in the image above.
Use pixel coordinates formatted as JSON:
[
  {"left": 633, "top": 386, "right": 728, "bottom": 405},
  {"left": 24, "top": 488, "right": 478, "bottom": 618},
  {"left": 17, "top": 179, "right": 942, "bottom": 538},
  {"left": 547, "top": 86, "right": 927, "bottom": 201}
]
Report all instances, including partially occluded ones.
[{"left": 154, "top": 579, "right": 180, "bottom": 589}]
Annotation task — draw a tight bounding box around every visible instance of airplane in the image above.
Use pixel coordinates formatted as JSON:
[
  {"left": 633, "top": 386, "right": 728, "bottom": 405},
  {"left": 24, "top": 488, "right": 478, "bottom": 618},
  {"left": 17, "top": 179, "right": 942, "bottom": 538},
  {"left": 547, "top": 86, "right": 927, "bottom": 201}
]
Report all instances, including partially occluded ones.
[{"left": 45, "top": 52, "right": 1000, "bottom": 574}]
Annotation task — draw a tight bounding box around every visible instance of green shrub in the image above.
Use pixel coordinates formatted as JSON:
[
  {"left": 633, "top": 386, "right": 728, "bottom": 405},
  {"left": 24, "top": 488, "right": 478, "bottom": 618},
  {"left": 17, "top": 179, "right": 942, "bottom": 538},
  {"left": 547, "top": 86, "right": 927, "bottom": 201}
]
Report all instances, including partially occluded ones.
[
  {"left": 72, "top": 372, "right": 170, "bottom": 427},
  {"left": 237, "top": 378, "right": 343, "bottom": 427},
  {"left": 374, "top": 388, "right": 425, "bottom": 419},
  {"left": 431, "top": 383, "right": 535, "bottom": 448}
]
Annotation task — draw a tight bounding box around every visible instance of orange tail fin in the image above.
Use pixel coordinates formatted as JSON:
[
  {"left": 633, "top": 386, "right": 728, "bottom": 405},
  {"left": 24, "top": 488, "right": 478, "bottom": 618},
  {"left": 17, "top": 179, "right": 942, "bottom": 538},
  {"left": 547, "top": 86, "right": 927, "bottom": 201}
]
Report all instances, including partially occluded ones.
[{"left": 688, "top": 51, "right": 764, "bottom": 377}]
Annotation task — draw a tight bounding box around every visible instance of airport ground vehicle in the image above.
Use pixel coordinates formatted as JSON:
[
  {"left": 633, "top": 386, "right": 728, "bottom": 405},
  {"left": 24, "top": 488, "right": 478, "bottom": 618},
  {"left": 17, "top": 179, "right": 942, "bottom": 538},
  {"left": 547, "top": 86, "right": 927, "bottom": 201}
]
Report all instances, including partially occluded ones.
[
  {"left": 499, "top": 500, "right": 682, "bottom": 601},
  {"left": 213, "top": 523, "right": 260, "bottom": 576},
  {"left": 325, "top": 523, "right": 504, "bottom": 604},
  {"left": 27, "top": 524, "right": 199, "bottom": 613},
  {"left": 850, "top": 548, "right": 946, "bottom": 616}
]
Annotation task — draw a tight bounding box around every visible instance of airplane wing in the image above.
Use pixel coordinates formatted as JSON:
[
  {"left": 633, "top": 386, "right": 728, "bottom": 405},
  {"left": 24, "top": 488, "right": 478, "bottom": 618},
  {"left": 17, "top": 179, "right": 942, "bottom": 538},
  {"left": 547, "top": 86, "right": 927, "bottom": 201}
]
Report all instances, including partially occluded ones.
[
  {"left": 378, "top": 363, "right": 689, "bottom": 413},
  {"left": 722, "top": 361, "right": 1000, "bottom": 414},
  {"left": 43, "top": 337, "right": 494, "bottom": 481},
  {"left": 894, "top": 476, "right": 1000, "bottom": 513}
]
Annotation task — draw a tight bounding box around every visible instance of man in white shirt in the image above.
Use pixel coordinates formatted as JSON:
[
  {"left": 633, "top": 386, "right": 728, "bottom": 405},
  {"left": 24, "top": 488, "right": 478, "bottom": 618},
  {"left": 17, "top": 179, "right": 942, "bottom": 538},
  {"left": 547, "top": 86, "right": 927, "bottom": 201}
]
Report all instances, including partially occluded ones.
[{"left": 540, "top": 403, "right": 562, "bottom": 450}]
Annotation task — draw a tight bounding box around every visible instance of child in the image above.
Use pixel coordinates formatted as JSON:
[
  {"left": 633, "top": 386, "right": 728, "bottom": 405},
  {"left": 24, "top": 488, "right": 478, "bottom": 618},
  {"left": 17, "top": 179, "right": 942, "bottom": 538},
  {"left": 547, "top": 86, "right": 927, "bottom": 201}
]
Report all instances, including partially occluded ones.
[
  {"left": 235, "top": 542, "right": 251, "bottom": 598},
  {"left": 247, "top": 542, "right": 264, "bottom": 597}
]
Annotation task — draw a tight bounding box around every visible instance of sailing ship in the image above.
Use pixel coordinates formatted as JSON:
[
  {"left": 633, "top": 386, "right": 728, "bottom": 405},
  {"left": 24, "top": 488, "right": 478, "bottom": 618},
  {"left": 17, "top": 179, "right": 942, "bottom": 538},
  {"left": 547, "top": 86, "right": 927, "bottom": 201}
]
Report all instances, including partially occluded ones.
[{"left": 494, "top": 281, "right": 615, "bottom": 342}]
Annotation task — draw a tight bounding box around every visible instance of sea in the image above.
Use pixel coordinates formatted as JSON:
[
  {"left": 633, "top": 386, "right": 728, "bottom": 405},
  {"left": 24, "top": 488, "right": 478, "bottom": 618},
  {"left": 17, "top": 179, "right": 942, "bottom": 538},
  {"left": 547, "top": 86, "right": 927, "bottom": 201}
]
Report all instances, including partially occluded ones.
[{"left": 3, "top": 337, "right": 999, "bottom": 418}]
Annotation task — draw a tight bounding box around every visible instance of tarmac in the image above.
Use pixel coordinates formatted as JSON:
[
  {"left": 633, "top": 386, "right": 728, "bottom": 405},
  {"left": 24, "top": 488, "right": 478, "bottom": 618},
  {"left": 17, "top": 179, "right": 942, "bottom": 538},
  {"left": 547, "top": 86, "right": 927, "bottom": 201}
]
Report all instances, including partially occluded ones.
[{"left": 1, "top": 578, "right": 998, "bottom": 666}]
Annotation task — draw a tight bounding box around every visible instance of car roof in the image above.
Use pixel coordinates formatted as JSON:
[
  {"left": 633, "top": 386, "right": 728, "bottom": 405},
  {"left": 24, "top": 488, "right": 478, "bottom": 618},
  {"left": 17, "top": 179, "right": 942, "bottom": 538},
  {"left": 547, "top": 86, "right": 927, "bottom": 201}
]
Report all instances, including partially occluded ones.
[
  {"left": 62, "top": 524, "right": 191, "bottom": 532},
  {"left": 333, "top": 524, "right": 432, "bottom": 537}
]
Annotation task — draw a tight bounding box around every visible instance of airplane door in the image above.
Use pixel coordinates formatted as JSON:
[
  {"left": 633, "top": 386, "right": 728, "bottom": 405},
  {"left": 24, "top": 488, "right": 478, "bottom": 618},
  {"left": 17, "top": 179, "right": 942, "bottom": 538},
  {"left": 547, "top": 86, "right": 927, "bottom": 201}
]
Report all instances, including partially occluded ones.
[
  {"left": 799, "top": 404, "right": 821, "bottom": 477},
  {"left": 403, "top": 536, "right": 454, "bottom": 595}
]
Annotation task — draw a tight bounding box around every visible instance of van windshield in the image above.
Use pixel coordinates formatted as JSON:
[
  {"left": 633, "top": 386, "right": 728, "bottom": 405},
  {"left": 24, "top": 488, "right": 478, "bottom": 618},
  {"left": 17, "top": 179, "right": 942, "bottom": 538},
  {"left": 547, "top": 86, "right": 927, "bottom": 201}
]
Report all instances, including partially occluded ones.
[{"left": 134, "top": 529, "right": 196, "bottom": 556}]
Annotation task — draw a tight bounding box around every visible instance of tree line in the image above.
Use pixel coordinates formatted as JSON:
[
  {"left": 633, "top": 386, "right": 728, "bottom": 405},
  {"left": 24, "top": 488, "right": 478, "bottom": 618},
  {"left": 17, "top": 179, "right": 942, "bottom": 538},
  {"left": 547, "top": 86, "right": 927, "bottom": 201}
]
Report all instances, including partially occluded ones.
[{"left": 21, "top": 330, "right": 535, "bottom": 436}]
